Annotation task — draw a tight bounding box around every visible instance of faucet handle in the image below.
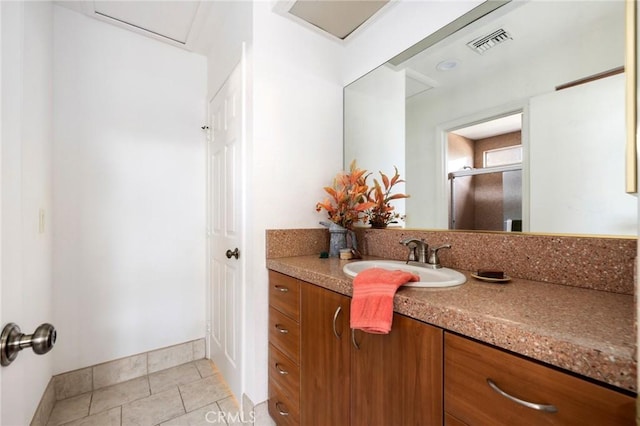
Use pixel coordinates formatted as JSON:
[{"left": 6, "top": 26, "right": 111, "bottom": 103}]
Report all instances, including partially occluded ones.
[
  {"left": 428, "top": 244, "right": 451, "bottom": 268},
  {"left": 400, "top": 239, "right": 418, "bottom": 262}
]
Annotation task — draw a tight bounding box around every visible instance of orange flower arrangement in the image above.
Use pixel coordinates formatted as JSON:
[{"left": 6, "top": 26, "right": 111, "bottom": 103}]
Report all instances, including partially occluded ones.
[
  {"left": 315, "top": 160, "right": 375, "bottom": 229},
  {"left": 366, "top": 166, "right": 410, "bottom": 228}
]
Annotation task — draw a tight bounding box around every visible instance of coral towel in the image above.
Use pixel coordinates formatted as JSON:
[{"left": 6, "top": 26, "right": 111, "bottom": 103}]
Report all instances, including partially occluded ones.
[{"left": 350, "top": 268, "right": 419, "bottom": 334}]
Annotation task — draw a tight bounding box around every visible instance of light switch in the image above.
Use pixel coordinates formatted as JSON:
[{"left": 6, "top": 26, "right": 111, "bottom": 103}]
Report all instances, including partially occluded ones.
[{"left": 39, "top": 209, "right": 45, "bottom": 234}]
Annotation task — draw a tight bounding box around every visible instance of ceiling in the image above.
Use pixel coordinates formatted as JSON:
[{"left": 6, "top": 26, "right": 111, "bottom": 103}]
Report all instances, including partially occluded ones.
[
  {"left": 56, "top": 0, "right": 392, "bottom": 52},
  {"left": 397, "top": 0, "right": 624, "bottom": 99}
]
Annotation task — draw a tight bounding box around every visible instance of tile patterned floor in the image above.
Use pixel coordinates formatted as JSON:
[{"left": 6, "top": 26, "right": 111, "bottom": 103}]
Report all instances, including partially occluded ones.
[{"left": 47, "top": 359, "right": 245, "bottom": 426}]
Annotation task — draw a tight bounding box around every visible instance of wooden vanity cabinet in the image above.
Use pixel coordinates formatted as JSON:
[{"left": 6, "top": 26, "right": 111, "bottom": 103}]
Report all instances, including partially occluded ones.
[
  {"left": 269, "top": 270, "right": 635, "bottom": 426},
  {"left": 268, "top": 271, "right": 301, "bottom": 426},
  {"left": 351, "top": 313, "right": 443, "bottom": 426},
  {"left": 270, "top": 270, "right": 444, "bottom": 426},
  {"left": 444, "top": 332, "right": 635, "bottom": 425}
]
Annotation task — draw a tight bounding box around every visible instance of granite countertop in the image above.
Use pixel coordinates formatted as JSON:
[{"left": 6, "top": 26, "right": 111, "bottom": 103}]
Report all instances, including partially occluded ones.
[{"left": 266, "top": 255, "right": 637, "bottom": 393}]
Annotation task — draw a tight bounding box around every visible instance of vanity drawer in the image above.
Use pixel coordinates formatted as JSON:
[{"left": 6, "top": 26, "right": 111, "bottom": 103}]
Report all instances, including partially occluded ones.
[
  {"left": 269, "top": 271, "right": 300, "bottom": 321},
  {"left": 269, "top": 343, "right": 300, "bottom": 404},
  {"left": 269, "top": 379, "right": 300, "bottom": 426},
  {"left": 269, "top": 307, "right": 300, "bottom": 363},
  {"left": 444, "top": 333, "right": 635, "bottom": 425}
]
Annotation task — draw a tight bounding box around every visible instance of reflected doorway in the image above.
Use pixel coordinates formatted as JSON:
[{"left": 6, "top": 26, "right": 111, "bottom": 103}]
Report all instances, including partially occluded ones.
[{"left": 447, "top": 113, "right": 523, "bottom": 231}]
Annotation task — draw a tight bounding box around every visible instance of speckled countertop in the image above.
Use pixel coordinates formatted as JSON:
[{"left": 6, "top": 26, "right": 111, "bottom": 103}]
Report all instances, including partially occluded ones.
[{"left": 266, "top": 255, "right": 636, "bottom": 393}]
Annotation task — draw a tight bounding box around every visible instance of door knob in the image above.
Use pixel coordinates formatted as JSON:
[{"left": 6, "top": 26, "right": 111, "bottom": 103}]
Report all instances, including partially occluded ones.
[
  {"left": 1, "top": 323, "right": 57, "bottom": 366},
  {"left": 226, "top": 248, "right": 239, "bottom": 259}
]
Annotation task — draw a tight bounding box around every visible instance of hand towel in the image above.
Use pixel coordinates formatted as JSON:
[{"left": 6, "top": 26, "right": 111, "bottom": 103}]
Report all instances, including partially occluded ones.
[{"left": 350, "top": 267, "right": 419, "bottom": 334}]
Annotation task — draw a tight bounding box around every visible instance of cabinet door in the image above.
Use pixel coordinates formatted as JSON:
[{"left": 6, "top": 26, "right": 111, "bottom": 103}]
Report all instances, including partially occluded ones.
[
  {"left": 301, "top": 283, "right": 351, "bottom": 426},
  {"left": 351, "top": 313, "right": 443, "bottom": 426}
]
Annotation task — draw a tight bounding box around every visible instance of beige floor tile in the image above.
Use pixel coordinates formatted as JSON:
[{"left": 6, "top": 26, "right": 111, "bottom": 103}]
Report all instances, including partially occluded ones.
[
  {"left": 194, "top": 359, "right": 215, "bottom": 378},
  {"left": 47, "top": 393, "right": 91, "bottom": 426},
  {"left": 61, "top": 407, "right": 121, "bottom": 426},
  {"left": 121, "top": 387, "right": 185, "bottom": 426},
  {"left": 217, "top": 396, "right": 247, "bottom": 426},
  {"left": 33, "top": 379, "right": 57, "bottom": 426},
  {"left": 90, "top": 376, "right": 150, "bottom": 415},
  {"left": 253, "top": 401, "right": 275, "bottom": 426},
  {"left": 159, "top": 403, "right": 221, "bottom": 426},
  {"left": 179, "top": 376, "right": 231, "bottom": 412},
  {"left": 148, "top": 362, "right": 201, "bottom": 394}
]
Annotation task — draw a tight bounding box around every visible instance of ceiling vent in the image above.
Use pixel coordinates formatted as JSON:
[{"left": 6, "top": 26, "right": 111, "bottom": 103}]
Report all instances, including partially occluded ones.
[{"left": 466, "top": 28, "right": 512, "bottom": 54}]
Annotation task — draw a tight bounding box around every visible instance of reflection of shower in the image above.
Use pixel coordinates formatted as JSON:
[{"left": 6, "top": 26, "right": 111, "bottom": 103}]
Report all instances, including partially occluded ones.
[{"left": 449, "top": 164, "right": 522, "bottom": 231}]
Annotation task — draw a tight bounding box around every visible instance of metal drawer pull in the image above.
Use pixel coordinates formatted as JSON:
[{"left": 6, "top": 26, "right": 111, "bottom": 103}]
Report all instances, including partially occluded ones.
[
  {"left": 275, "top": 324, "right": 288, "bottom": 334},
  {"left": 275, "top": 363, "right": 288, "bottom": 375},
  {"left": 274, "top": 285, "right": 288, "bottom": 293},
  {"left": 332, "top": 306, "right": 343, "bottom": 339},
  {"left": 275, "top": 402, "right": 289, "bottom": 416},
  {"left": 487, "top": 379, "right": 558, "bottom": 413},
  {"left": 351, "top": 328, "right": 360, "bottom": 350}
]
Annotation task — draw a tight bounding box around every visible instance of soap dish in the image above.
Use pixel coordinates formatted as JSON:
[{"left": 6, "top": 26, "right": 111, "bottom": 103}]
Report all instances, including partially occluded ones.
[{"left": 470, "top": 273, "right": 511, "bottom": 283}]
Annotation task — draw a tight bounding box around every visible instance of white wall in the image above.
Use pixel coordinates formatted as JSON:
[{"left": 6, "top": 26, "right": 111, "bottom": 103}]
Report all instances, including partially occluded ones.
[
  {"left": 1, "top": 2, "right": 54, "bottom": 424},
  {"left": 204, "top": 1, "right": 252, "bottom": 99},
  {"left": 52, "top": 6, "right": 207, "bottom": 374}
]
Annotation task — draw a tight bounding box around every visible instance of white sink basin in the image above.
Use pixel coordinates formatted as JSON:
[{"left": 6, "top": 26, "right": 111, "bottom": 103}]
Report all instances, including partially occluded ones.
[{"left": 342, "top": 260, "right": 466, "bottom": 288}]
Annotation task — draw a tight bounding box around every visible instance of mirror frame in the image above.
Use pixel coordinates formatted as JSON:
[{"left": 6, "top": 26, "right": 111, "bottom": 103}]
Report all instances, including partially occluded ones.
[{"left": 625, "top": 0, "right": 637, "bottom": 194}]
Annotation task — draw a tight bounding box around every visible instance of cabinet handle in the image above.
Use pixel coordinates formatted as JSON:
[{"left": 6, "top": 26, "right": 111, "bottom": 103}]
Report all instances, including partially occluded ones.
[
  {"left": 275, "top": 362, "right": 288, "bottom": 375},
  {"left": 275, "top": 324, "right": 288, "bottom": 334},
  {"left": 351, "top": 328, "right": 360, "bottom": 349},
  {"left": 332, "top": 306, "right": 343, "bottom": 339},
  {"left": 487, "top": 379, "right": 558, "bottom": 413},
  {"left": 275, "top": 402, "right": 289, "bottom": 416},
  {"left": 274, "top": 285, "right": 288, "bottom": 293}
]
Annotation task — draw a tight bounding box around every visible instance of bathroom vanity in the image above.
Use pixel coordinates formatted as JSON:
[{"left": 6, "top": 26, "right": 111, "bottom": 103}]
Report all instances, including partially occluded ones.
[
  {"left": 265, "top": 227, "right": 636, "bottom": 425},
  {"left": 267, "top": 262, "right": 635, "bottom": 425}
]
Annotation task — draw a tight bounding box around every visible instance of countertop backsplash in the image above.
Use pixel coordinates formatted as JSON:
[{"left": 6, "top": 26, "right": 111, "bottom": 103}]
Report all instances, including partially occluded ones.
[{"left": 266, "top": 228, "right": 637, "bottom": 295}]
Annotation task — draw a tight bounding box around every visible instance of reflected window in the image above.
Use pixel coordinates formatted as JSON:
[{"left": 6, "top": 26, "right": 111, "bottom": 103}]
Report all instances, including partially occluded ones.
[{"left": 483, "top": 145, "right": 522, "bottom": 167}]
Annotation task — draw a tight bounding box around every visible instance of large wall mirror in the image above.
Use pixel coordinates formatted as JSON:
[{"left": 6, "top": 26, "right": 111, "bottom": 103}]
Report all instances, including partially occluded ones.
[{"left": 344, "top": 0, "right": 637, "bottom": 237}]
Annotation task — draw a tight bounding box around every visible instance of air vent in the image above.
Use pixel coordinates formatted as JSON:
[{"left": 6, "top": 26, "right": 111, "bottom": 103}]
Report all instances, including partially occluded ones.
[{"left": 466, "top": 29, "right": 512, "bottom": 54}]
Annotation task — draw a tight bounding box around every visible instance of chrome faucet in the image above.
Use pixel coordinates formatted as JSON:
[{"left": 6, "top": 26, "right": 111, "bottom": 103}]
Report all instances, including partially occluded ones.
[
  {"left": 400, "top": 238, "right": 428, "bottom": 264},
  {"left": 400, "top": 239, "right": 451, "bottom": 269}
]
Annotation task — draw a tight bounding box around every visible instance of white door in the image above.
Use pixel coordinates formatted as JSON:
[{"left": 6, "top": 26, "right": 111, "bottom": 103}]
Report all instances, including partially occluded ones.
[{"left": 208, "top": 60, "right": 244, "bottom": 399}]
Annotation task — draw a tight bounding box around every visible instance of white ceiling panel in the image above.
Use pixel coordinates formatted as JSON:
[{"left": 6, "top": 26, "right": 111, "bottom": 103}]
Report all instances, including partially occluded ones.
[{"left": 93, "top": 1, "right": 200, "bottom": 44}]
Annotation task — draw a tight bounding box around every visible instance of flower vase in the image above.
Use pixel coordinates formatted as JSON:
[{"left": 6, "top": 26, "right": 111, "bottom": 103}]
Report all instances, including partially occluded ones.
[{"left": 320, "top": 221, "right": 348, "bottom": 257}]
